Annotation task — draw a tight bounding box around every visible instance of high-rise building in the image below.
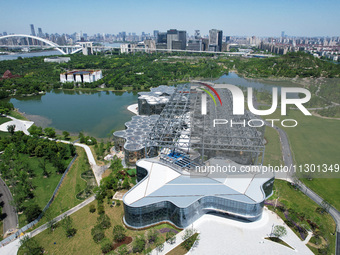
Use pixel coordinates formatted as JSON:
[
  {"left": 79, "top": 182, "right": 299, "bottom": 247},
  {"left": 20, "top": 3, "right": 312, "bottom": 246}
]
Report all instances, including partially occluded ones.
[
  {"left": 281, "top": 31, "right": 285, "bottom": 38},
  {"left": 167, "top": 29, "right": 186, "bottom": 50},
  {"left": 122, "top": 31, "right": 126, "bottom": 42},
  {"left": 153, "top": 30, "right": 159, "bottom": 40},
  {"left": 38, "top": 28, "right": 43, "bottom": 37},
  {"left": 209, "top": 29, "right": 223, "bottom": 52},
  {"left": 157, "top": 32, "right": 167, "bottom": 44},
  {"left": 3, "top": 32, "right": 7, "bottom": 36},
  {"left": 30, "top": 24, "right": 36, "bottom": 36},
  {"left": 178, "top": 31, "right": 187, "bottom": 50},
  {"left": 194, "top": 30, "right": 201, "bottom": 39}
]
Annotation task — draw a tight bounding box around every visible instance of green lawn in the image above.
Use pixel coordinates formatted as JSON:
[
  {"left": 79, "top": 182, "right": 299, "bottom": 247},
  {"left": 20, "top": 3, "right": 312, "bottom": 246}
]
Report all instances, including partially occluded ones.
[
  {"left": 19, "top": 202, "right": 178, "bottom": 255},
  {"left": 35, "top": 147, "right": 93, "bottom": 228},
  {"left": 0, "top": 116, "right": 11, "bottom": 125},
  {"left": 267, "top": 109, "right": 340, "bottom": 211},
  {"left": 8, "top": 110, "right": 28, "bottom": 120},
  {"left": 11, "top": 154, "right": 72, "bottom": 227},
  {"left": 263, "top": 126, "right": 283, "bottom": 166},
  {"left": 268, "top": 180, "right": 336, "bottom": 254}
]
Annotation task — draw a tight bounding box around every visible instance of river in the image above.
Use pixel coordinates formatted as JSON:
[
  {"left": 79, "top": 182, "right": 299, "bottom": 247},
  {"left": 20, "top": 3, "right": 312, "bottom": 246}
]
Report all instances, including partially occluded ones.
[{"left": 0, "top": 50, "right": 62, "bottom": 61}]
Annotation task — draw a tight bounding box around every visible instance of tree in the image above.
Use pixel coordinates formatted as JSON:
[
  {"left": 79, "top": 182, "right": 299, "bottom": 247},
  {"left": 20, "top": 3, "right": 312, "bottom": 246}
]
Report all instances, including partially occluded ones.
[
  {"left": 45, "top": 210, "right": 56, "bottom": 233},
  {"left": 7, "top": 124, "right": 16, "bottom": 135},
  {"left": 122, "top": 176, "right": 130, "bottom": 190},
  {"left": 166, "top": 231, "right": 176, "bottom": 244},
  {"left": 62, "top": 130, "right": 70, "bottom": 140},
  {"left": 24, "top": 202, "right": 42, "bottom": 222},
  {"left": 44, "top": 127, "right": 56, "bottom": 138},
  {"left": 272, "top": 225, "right": 287, "bottom": 239},
  {"left": 79, "top": 132, "right": 85, "bottom": 143},
  {"left": 28, "top": 125, "right": 43, "bottom": 136},
  {"left": 113, "top": 225, "right": 126, "bottom": 243},
  {"left": 155, "top": 241, "right": 164, "bottom": 253},
  {"left": 91, "top": 225, "right": 105, "bottom": 243},
  {"left": 89, "top": 204, "right": 96, "bottom": 213},
  {"left": 61, "top": 215, "right": 77, "bottom": 238},
  {"left": 132, "top": 235, "right": 146, "bottom": 253},
  {"left": 39, "top": 157, "right": 49, "bottom": 177},
  {"left": 20, "top": 235, "right": 44, "bottom": 255},
  {"left": 97, "top": 214, "right": 111, "bottom": 229}
]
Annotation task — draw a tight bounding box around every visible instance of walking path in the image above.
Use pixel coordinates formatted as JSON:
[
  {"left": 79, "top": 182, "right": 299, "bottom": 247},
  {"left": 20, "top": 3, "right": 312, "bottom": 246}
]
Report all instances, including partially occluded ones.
[{"left": 0, "top": 116, "right": 105, "bottom": 253}]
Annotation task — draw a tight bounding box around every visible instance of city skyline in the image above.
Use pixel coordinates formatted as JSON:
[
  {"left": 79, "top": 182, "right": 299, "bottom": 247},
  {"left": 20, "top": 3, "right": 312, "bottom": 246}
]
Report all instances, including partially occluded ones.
[{"left": 1, "top": 0, "right": 340, "bottom": 37}]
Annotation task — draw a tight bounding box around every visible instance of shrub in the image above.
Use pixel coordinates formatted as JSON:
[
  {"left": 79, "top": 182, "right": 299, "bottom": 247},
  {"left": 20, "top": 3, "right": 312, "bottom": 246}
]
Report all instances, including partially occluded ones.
[
  {"left": 166, "top": 231, "right": 176, "bottom": 244},
  {"left": 98, "top": 204, "right": 105, "bottom": 215},
  {"left": 101, "top": 240, "right": 113, "bottom": 254},
  {"left": 92, "top": 231, "right": 105, "bottom": 243},
  {"left": 116, "top": 245, "right": 129, "bottom": 255},
  {"left": 97, "top": 214, "right": 111, "bottom": 229},
  {"left": 91, "top": 225, "right": 105, "bottom": 243},
  {"left": 132, "top": 235, "right": 146, "bottom": 253},
  {"left": 147, "top": 229, "right": 159, "bottom": 244},
  {"left": 181, "top": 233, "right": 199, "bottom": 251},
  {"left": 113, "top": 225, "right": 126, "bottom": 243},
  {"left": 89, "top": 204, "right": 96, "bottom": 213},
  {"left": 66, "top": 228, "right": 77, "bottom": 238}
]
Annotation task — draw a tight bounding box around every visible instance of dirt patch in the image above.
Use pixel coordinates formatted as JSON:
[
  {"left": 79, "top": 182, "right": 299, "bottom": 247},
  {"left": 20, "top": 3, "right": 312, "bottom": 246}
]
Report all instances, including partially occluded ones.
[
  {"left": 308, "top": 236, "right": 327, "bottom": 249},
  {"left": 113, "top": 236, "right": 132, "bottom": 250}
]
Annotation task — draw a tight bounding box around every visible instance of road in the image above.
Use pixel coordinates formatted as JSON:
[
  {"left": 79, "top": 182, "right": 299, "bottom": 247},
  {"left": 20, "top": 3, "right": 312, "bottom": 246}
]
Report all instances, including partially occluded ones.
[{"left": 0, "top": 178, "right": 18, "bottom": 236}]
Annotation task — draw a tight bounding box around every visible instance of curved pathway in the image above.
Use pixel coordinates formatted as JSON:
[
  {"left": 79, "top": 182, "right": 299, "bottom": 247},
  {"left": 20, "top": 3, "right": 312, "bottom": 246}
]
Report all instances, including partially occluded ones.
[
  {"left": 0, "top": 177, "right": 18, "bottom": 237},
  {"left": 0, "top": 117, "right": 105, "bottom": 253}
]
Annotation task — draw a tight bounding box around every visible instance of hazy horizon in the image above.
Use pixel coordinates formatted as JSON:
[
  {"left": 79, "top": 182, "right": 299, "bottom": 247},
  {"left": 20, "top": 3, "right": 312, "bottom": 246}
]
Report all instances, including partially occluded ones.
[{"left": 1, "top": 0, "right": 339, "bottom": 37}]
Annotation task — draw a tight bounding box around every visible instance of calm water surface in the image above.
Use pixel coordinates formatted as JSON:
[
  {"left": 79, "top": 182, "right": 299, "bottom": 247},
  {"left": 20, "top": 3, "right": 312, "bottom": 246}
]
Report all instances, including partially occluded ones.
[
  {"left": 10, "top": 90, "right": 138, "bottom": 138},
  {"left": 7, "top": 73, "right": 299, "bottom": 138}
]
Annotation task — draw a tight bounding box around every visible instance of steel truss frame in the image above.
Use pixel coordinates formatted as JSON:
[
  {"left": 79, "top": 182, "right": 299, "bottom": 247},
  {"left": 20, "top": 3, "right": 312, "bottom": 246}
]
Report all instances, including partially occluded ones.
[{"left": 146, "top": 84, "right": 265, "bottom": 165}]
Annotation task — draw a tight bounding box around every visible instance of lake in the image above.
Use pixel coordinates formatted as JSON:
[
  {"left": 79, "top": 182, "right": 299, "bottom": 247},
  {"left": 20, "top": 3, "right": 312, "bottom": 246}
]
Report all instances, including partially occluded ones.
[
  {"left": 7, "top": 73, "right": 298, "bottom": 138},
  {"left": 9, "top": 90, "right": 138, "bottom": 138}
]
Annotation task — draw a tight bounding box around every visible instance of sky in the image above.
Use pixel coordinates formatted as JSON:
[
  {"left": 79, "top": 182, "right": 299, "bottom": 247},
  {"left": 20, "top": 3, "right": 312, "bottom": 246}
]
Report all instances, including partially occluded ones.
[{"left": 0, "top": 0, "right": 339, "bottom": 37}]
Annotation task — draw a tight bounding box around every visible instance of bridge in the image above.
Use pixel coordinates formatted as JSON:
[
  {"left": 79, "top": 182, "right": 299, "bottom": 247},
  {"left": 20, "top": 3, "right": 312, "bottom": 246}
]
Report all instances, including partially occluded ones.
[{"left": 0, "top": 34, "right": 82, "bottom": 55}]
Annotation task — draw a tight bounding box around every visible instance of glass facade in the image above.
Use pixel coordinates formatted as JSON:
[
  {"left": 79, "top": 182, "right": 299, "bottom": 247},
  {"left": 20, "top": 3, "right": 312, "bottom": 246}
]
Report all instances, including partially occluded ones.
[{"left": 124, "top": 164, "right": 274, "bottom": 229}]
